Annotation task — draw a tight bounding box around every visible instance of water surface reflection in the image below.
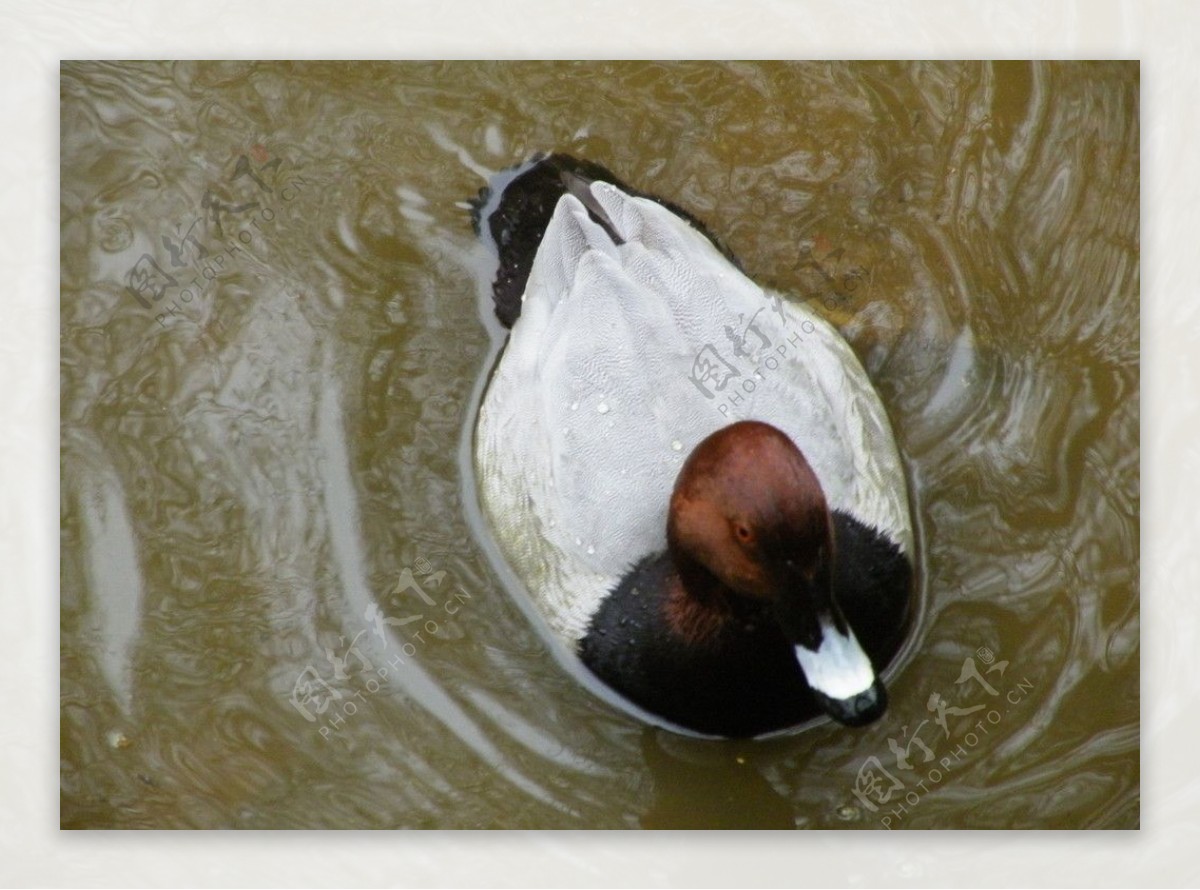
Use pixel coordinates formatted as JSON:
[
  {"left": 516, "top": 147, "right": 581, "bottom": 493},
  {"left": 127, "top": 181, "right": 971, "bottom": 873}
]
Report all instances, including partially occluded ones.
[{"left": 60, "top": 60, "right": 1138, "bottom": 829}]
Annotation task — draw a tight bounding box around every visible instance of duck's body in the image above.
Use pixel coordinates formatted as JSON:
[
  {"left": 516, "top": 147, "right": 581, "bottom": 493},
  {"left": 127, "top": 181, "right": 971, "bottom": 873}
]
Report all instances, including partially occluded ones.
[{"left": 472, "top": 155, "right": 914, "bottom": 737}]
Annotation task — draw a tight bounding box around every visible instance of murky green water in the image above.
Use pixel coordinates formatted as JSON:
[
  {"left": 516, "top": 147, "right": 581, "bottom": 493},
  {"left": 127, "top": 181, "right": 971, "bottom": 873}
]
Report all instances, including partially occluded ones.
[{"left": 60, "top": 60, "right": 1138, "bottom": 829}]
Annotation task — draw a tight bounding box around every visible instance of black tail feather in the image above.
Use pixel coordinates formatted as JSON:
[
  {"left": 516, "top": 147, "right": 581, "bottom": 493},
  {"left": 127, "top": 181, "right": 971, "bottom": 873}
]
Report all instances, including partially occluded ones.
[{"left": 469, "top": 153, "right": 742, "bottom": 328}]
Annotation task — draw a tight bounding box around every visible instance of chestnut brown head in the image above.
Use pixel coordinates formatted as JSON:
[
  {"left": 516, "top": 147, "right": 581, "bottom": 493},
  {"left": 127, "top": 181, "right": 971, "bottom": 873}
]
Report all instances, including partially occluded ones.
[{"left": 666, "top": 420, "right": 886, "bottom": 726}]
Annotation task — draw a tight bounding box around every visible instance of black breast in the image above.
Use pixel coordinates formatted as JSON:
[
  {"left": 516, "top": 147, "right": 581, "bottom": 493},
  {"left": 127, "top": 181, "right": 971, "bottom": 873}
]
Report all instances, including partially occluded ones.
[{"left": 578, "top": 511, "right": 912, "bottom": 738}]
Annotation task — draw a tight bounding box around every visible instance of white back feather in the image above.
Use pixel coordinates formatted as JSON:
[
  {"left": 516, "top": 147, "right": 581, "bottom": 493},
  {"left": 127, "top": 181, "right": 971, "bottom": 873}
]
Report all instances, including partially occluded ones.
[{"left": 476, "top": 182, "right": 911, "bottom": 643}]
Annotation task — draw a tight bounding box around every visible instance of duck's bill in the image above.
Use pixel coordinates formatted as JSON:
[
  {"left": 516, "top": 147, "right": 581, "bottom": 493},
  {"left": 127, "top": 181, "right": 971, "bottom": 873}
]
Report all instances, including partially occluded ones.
[{"left": 793, "top": 617, "right": 888, "bottom": 726}]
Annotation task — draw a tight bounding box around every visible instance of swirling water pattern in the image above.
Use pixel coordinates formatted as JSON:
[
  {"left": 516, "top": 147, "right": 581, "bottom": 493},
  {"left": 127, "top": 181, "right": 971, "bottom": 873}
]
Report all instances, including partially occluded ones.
[{"left": 60, "top": 61, "right": 1137, "bottom": 829}]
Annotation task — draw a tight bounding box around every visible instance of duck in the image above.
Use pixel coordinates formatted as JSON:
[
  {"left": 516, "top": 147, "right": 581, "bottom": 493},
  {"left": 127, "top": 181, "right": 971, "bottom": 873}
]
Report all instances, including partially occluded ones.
[{"left": 470, "top": 153, "right": 914, "bottom": 738}]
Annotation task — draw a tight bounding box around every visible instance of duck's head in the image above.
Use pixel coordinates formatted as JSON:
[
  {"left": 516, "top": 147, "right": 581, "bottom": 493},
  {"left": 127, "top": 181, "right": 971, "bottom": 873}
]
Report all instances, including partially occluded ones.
[{"left": 666, "top": 420, "right": 887, "bottom": 727}]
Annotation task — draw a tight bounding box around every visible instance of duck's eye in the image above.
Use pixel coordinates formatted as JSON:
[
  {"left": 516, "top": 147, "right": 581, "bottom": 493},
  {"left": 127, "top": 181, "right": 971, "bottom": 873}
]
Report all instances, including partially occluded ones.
[{"left": 734, "top": 524, "right": 753, "bottom": 544}]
